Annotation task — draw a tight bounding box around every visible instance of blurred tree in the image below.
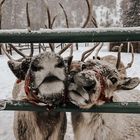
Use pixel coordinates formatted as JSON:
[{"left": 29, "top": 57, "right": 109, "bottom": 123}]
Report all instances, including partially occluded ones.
[
  {"left": 121, "top": 0, "right": 140, "bottom": 53},
  {"left": 122, "top": 0, "right": 140, "bottom": 27},
  {"left": 110, "top": 0, "right": 140, "bottom": 53}
]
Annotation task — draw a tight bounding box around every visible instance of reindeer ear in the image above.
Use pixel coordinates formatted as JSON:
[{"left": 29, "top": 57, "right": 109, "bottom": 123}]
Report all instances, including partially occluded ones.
[
  {"left": 8, "top": 59, "right": 30, "bottom": 80},
  {"left": 118, "top": 77, "right": 140, "bottom": 90}
]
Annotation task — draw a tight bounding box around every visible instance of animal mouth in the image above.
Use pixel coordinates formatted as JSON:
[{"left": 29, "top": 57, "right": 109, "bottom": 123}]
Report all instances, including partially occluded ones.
[
  {"left": 42, "top": 75, "right": 60, "bottom": 83},
  {"left": 34, "top": 75, "right": 64, "bottom": 104},
  {"left": 83, "top": 85, "right": 94, "bottom": 92}
]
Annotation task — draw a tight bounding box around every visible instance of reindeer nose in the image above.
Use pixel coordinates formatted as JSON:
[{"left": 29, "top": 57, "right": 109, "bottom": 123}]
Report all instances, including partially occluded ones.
[{"left": 83, "top": 80, "right": 96, "bottom": 92}]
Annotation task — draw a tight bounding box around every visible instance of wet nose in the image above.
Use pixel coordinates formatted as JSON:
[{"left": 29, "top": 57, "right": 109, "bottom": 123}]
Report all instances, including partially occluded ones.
[{"left": 83, "top": 80, "right": 96, "bottom": 92}]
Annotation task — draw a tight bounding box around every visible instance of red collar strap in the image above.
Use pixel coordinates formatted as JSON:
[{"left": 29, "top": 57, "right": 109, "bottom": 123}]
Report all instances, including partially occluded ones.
[
  {"left": 24, "top": 71, "right": 40, "bottom": 103},
  {"left": 94, "top": 69, "right": 113, "bottom": 103}
]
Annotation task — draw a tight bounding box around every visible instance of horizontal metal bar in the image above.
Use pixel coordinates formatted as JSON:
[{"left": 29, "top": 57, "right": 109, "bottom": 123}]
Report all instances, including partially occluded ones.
[
  {"left": 0, "top": 27, "right": 140, "bottom": 43},
  {"left": 0, "top": 100, "right": 140, "bottom": 113}
]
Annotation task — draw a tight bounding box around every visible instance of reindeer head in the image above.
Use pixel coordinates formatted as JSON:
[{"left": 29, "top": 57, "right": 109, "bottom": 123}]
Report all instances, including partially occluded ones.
[
  {"left": 25, "top": 51, "right": 68, "bottom": 105},
  {"left": 68, "top": 58, "right": 140, "bottom": 109},
  {"left": 2, "top": 44, "right": 72, "bottom": 106}
]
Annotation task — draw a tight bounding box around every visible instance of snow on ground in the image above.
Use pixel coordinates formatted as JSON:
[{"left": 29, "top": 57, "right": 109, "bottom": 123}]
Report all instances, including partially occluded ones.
[{"left": 0, "top": 44, "right": 140, "bottom": 140}]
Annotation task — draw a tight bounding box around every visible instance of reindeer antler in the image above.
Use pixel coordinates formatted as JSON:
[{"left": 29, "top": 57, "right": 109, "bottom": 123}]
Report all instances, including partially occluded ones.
[
  {"left": 26, "top": 2, "right": 34, "bottom": 57},
  {"left": 116, "top": 44, "right": 123, "bottom": 69},
  {"left": 59, "top": 3, "right": 69, "bottom": 28},
  {"left": 81, "top": 43, "right": 100, "bottom": 61},
  {"left": 116, "top": 43, "right": 134, "bottom": 71},
  {"left": 58, "top": 0, "right": 92, "bottom": 56},
  {"left": 118, "top": 43, "right": 134, "bottom": 71},
  {"left": 1, "top": 44, "right": 13, "bottom": 60},
  {"left": 81, "top": 0, "right": 92, "bottom": 28},
  {"left": 124, "top": 43, "right": 134, "bottom": 69}
]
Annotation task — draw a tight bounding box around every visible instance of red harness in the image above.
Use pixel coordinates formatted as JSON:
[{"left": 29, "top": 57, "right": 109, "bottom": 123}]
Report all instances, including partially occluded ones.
[
  {"left": 24, "top": 71, "right": 41, "bottom": 103},
  {"left": 94, "top": 69, "right": 113, "bottom": 103}
]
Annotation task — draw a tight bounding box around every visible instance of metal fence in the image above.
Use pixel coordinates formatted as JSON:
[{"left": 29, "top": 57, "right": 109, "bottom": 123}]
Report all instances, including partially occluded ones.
[{"left": 0, "top": 27, "right": 140, "bottom": 113}]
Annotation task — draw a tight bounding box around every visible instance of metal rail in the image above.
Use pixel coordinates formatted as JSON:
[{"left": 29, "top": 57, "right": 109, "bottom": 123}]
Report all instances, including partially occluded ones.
[
  {"left": 0, "top": 27, "right": 140, "bottom": 43},
  {"left": 0, "top": 27, "right": 140, "bottom": 113},
  {"left": 0, "top": 100, "right": 140, "bottom": 113}
]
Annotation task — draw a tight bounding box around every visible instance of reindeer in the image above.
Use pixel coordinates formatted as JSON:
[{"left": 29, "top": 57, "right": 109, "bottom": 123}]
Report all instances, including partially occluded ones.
[
  {"left": 2, "top": 44, "right": 71, "bottom": 140},
  {"left": 68, "top": 44, "right": 140, "bottom": 140}
]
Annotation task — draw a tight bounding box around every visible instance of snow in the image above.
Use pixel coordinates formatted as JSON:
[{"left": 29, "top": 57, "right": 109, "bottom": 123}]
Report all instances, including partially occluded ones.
[
  {"left": 1, "top": 26, "right": 140, "bottom": 34},
  {"left": 0, "top": 44, "right": 140, "bottom": 140}
]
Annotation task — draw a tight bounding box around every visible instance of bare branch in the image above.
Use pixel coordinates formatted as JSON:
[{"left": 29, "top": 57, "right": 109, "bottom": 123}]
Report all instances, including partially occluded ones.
[{"left": 59, "top": 3, "right": 69, "bottom": 28}]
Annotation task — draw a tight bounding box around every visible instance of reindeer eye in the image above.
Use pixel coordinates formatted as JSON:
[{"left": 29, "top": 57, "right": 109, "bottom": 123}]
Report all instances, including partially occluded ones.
[
  {"left": 55, "top": 61, "right": 64, "bottom": 68},
  {"left": 31, "top": 64, "right": 43, "bottom": 72},
  {"left": 110, "top": 77, "right": 118, "bottom": 84},
  {"left": 81, "top": 64, "right": 86, "bottom": 70}
]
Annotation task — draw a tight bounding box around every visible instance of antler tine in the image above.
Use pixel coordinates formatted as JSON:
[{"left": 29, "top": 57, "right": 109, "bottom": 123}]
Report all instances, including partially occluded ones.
[
  {"left": 116, "top": 43, "right": 123, "bottom": 69},
  {"left": 43, "top": 0, "right": 52, "bottom": 29},
  {"left": 1, "top": 44, "right": 14, "bottom": 60},
  {"left": 8, "top": 44, "right": 27, "bottom": 58},
  {"left": 58, "top": 43, "right": 73, "bottom": 55},
  {"left": 124, "top": 43, "right": 134, "bottom": 70},
  {"left": 57, "top": 2, "right": 72, "bottom": 55},
  {"left": 94, "top": 43, "right": 103, "bottom": 59},
  {"left": 43, "top": 0, "right": 55, "bottom": 52},
  {"left": 0, "top": 0, "right": 5, "bottom": 6},
  {"left": 81, "top": 43, "right": 100, "bottom": 61},
  {"left": 59, "top": 2, "right": 69, "bottom": 28},
  {"left": 70, "top": 44, "right": 73, "bottom": 57},
  {"left": 117, "top": 43, "right": 134, "bottom": 72},
  {"left": 29, "top": 43, "right": 34, "bottom": 57},
  {"left": 51, "top": 15, "right": 58, "bottom": 28},
  {"left": 91, "top": 16, "right": 98, "bottom": 28},
  {"left": 26, "top": 2, "right": 31, "bottom": 32},
  {"left": 26, "top": 2, "right": 35, "bottom": 57},
  {"left": 81, "top": 0, "right": 92, "bottom": 28}
]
